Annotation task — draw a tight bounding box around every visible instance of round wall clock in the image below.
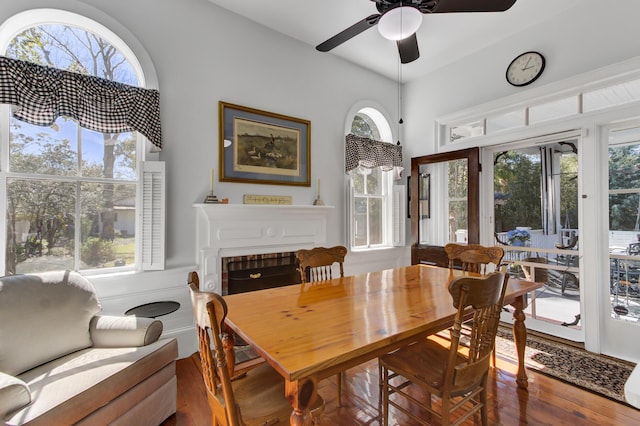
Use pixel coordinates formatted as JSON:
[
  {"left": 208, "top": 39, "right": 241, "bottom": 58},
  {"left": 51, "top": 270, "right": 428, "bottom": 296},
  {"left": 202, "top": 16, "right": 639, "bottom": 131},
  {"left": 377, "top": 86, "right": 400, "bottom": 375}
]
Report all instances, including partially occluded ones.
[{"left": 506, "top": 51, "right": 545, "bottom": 87}]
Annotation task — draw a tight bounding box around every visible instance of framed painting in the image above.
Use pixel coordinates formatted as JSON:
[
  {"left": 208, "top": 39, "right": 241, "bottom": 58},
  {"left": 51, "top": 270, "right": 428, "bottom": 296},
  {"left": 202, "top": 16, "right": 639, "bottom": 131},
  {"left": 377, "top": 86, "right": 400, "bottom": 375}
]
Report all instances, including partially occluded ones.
[{"left": 219, "top": 101, "right": 311, "bottom": 186}]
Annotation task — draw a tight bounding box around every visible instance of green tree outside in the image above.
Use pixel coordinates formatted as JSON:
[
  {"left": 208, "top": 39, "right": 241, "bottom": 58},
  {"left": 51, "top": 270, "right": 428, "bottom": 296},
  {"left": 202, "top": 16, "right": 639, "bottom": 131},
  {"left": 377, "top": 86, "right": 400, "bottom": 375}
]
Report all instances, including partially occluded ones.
[{"left": 609, "top": 144, "right": 640, "bottom": 231}]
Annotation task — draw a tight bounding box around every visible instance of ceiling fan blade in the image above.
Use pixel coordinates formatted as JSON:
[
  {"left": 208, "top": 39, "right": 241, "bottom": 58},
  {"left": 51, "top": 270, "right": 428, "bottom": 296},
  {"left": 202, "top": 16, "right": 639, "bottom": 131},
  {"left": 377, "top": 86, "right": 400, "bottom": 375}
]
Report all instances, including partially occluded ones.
[
  {"left": 397, "top": 33, "right": 419, "bottom": 64},
  {"left": 316, "top": 14, "right": 381, "bottom": 52},
  {"left": 431, "top": 0, "right": 517, "bottom": 13}
]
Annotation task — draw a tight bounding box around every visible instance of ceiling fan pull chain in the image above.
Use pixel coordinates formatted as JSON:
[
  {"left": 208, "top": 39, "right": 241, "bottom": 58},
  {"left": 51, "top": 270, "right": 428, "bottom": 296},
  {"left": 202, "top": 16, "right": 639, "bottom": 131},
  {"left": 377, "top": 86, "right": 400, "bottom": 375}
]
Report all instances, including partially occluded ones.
[{"left": 397, "top": 52, "right": 403, "bottom": 146}]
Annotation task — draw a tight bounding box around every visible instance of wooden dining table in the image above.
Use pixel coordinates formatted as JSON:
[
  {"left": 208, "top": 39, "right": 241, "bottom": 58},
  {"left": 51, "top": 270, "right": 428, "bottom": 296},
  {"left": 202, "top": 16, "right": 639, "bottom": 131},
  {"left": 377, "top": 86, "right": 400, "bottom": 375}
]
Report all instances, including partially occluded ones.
[{"left": 223, "top": 264, "right": 542, "bottom": 425}]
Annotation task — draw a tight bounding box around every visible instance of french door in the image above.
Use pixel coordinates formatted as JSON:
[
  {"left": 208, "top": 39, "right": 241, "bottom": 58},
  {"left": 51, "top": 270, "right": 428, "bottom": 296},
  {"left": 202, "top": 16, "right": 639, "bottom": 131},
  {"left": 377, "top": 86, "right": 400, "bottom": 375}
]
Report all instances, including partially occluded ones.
[
  {"left": 482, "top": 132, "right": 584, "bottom": 342},
  {"left": 410, "top": 148, "right": 480, "bottom": 266},
  {"left": 599, "top": 124, "right": 640, "bottom": 360}
]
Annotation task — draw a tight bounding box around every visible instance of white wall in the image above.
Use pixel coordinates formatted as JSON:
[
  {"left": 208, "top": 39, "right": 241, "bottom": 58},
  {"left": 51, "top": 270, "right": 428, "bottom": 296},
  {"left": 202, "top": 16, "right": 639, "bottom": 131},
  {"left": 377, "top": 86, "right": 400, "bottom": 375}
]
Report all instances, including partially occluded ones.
[
  {"left": 0, "top": 0, "right": 406, "bottom": 358},
  {"left": 403, "top": 0, "right": 640, "bottom": 158}
]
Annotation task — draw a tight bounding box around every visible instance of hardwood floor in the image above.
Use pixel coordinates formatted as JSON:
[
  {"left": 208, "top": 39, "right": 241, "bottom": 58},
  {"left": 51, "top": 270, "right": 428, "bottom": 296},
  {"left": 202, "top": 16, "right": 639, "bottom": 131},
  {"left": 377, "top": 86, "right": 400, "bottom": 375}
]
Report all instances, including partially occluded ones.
[{"left": 162, "top": 352, "right": 640, "bottom": 425}]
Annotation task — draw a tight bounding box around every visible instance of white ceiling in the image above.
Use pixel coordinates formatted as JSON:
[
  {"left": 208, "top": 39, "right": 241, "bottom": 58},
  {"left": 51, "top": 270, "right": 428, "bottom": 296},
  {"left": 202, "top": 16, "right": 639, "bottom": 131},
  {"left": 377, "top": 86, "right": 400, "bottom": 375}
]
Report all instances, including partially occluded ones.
[{"left": 206, "top": 0, "right": 579, "bottom": 82}]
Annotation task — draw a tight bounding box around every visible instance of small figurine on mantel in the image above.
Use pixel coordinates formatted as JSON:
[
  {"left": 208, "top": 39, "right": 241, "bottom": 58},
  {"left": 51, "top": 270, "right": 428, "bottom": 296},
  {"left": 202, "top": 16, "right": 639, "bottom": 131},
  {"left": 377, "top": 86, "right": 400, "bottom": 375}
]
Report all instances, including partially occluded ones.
[
  {"left": 204, "top": 168, "right": 222, "bottom": 204},
  {"left": 313, "top": 178, "right": 324, "bottom": 206}
]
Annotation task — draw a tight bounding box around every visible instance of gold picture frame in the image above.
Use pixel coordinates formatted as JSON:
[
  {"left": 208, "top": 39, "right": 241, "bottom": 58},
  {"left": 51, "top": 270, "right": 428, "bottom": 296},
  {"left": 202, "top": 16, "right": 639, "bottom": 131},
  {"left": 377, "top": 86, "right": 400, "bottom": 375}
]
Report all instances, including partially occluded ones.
[{"left": 219, "top": 101, "right": 311, "bottom": 186}]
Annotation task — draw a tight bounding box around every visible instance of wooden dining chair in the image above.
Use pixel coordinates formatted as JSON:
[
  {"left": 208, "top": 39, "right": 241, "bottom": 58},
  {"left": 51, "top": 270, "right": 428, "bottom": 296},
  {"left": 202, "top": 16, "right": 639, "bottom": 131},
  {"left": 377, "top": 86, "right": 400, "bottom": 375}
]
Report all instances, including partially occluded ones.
[
  {"left": 295, "top": 245, "right": 348, "bottom": 406},
  {"left": 295, "top": 245, "right": 347, "bottom": 283},
  {"left": 187, "top": 271, "right": 324, "bottom": 425},
  {"left": 379, "top": 271, "right": 509, "bottom": 426},
  {"left": 445, "top": 243, "right": 504, "bottom": 274},
  {"left": 555, "top": 233, "right": 579, "bottom": 294},
  {"left": 444, "top": 242, "right": 504, "bottom": 368}
]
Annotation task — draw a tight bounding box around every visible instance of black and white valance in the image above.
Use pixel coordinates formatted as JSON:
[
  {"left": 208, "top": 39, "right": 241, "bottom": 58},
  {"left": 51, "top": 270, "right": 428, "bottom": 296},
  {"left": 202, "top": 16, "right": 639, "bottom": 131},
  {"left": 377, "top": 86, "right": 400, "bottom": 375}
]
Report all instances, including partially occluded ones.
[
  {"left": 0, "top": 56, "right": 162, "bottom": 150},
  {"left": 345, "top": 133, "right": 403, "bottom": 175}
]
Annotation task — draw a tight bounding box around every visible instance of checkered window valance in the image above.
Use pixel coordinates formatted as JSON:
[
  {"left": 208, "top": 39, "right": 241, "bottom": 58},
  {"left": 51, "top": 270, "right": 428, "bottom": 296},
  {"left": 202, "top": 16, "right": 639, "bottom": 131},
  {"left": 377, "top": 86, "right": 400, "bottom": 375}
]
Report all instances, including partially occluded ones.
[
  {"left": 0, "top": 56, "right": 162, "bottom": 150},
  {"left": 345, "top": 133, "right": 403, "bottom": 175}
]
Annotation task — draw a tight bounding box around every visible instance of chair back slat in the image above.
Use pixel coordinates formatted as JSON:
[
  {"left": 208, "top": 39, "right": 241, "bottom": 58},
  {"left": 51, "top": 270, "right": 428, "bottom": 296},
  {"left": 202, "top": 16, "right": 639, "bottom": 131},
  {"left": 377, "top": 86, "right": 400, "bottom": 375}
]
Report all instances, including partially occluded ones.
[
  {"left": 296, "top": 246, "right": 347, "bottom": 283},
  {"left": 556, "top": 232, "right": 579, "bottom": 250}
]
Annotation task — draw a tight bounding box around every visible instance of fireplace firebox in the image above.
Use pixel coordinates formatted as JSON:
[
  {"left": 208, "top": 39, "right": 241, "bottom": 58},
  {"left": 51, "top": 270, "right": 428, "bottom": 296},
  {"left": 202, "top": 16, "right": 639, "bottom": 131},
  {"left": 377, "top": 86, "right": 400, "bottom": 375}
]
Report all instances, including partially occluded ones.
[{"left": 221, "top": 252, "right": 301, "bottom": 295}]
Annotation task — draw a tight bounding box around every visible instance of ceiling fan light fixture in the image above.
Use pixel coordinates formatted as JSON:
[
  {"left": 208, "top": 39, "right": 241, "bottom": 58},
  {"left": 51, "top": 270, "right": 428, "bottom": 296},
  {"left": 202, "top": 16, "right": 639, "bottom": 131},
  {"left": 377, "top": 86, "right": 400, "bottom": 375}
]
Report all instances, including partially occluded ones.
[{"left": 377, "top": 6, "right": 422, "bottom": 41}]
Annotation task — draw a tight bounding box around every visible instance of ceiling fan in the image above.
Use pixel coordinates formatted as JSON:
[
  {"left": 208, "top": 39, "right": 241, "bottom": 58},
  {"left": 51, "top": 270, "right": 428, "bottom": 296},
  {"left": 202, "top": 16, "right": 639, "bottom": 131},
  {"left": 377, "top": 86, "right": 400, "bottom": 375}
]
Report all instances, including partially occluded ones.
[{"left": 316, "top": 0, "right": 517, "bottom": 64}]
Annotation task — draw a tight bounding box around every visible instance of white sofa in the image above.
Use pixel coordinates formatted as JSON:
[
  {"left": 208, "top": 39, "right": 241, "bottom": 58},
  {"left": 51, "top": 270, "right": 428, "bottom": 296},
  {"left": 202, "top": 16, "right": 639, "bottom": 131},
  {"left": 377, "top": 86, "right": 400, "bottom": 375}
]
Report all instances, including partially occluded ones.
[
  {"left": 0, "top": 271, "right": 178, "bottom": 425},
  {"left": 625, "top": 364, "right": 640, "bottom": 408}
]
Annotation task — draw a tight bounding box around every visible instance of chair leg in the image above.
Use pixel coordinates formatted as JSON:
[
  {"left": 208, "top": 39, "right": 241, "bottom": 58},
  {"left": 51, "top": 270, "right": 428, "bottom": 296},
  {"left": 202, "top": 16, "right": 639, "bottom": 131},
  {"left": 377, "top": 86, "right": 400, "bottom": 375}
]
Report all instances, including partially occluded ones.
[
  {"left": 337, "top": 372, "right": 343, "bottom": 407},
  {"left": 442, "top": 398, "right": 450, "bottom": 426},
  {"left": 480, "top": 383, "right": 488, "bottom": 425},
  {"left": 378, "top": 362, "right": 383, "bottom": 423},
  {"left": 311, "top": 404, "right": 324, "bottom": 425},
  {"left": 381, "top": 365, "right": 389, "bottom": 426}
]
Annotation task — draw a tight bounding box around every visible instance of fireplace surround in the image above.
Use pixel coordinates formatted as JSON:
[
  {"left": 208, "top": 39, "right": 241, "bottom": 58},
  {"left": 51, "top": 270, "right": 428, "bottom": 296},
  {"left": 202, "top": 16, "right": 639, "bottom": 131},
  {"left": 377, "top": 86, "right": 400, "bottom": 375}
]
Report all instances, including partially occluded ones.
[{"left": 194, "top": 203, "right": 333, "bottom": 294}]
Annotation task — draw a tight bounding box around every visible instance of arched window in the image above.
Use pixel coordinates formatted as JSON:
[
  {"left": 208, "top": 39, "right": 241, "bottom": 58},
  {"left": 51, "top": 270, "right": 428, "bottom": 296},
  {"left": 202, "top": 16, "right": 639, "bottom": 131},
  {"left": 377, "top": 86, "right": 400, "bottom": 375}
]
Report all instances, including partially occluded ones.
[
  {"left": 346, "top": 106, "right": 404, "bottom": 250},
  {"left": 351, "top": 107, "right": 392, "bottom": 141},
  {"left": 0, "top": 9, "right": 162, "bottom": 274}
]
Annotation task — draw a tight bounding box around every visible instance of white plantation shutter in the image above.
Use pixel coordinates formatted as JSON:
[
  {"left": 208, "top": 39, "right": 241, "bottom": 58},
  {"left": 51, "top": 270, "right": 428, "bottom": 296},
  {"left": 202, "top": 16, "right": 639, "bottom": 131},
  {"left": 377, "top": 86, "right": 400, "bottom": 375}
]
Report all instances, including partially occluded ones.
[
  {"left": 139, "top": 161, "right": 165, "bottom": 270},
  {"left": 392, "top": 185, "right": 406, "bottom": 246},
  {"left": 348, "top": 181, "right": 355, "bottom": 248}
]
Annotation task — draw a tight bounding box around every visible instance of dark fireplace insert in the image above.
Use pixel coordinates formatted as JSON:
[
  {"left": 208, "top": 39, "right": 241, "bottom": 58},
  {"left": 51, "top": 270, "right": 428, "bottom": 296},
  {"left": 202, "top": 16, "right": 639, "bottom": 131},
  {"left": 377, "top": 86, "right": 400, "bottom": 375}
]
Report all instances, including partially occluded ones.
[{"left": 221, "top": 251, "right": 301, "bottom": 296}]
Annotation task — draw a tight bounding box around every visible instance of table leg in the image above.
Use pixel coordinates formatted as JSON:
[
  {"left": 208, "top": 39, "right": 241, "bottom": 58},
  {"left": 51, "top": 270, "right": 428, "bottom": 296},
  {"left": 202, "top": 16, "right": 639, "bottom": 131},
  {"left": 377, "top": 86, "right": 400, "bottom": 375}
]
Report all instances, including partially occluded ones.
[
  {"left": 511, "top": 294, "right": 529, "bottom": 389},
  {"left": 285, "top": 377, "right": 318, "bottom": 426}
]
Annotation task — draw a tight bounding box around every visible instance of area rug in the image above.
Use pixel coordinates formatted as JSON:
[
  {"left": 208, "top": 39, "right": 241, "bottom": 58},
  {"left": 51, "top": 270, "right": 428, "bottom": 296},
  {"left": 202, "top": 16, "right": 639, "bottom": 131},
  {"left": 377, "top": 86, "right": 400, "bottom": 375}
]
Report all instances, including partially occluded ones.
[{"left": 494, "top": 326, "right": 634, "bottom": 405}]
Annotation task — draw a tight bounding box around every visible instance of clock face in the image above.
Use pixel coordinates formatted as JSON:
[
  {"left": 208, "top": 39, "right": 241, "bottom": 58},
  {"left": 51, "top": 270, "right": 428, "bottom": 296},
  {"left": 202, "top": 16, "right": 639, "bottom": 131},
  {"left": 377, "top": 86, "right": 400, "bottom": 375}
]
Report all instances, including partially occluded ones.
[{"left": 506, "top": 51, "right": 545, "bottom": 87}]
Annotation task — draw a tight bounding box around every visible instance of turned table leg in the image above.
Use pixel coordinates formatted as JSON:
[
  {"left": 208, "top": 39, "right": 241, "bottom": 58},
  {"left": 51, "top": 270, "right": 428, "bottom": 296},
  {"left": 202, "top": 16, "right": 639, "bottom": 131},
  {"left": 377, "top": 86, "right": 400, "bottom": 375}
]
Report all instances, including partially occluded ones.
[
  {"left": 511, "top": 294, "right": 529, "bottom": 389},
  {"left": 286, "top": 377, "right": 318, "bottom": 426}
]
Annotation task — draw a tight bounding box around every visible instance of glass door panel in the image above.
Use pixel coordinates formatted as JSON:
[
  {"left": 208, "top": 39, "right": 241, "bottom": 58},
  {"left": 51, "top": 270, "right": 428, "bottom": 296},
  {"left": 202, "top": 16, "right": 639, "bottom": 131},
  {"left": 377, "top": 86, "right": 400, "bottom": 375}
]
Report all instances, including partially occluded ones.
[
  {"left": 448, "top": 159, "right": 469, "bottom": 244},
  {"left": 608, "top": 130, "right": 640, "bottom": 323},
  {"left": 492, "top": 140, "right": 581, "bottom": 337},
  {"left": 417, "top": 160, "right": 468, "bottom": 245}
]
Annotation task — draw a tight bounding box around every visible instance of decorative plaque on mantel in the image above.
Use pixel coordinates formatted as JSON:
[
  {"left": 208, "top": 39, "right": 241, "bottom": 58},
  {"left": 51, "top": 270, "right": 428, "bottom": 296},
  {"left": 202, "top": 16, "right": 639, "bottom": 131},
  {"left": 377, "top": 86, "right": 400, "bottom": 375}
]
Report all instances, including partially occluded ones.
[{"left": 243, "top": 194, "right": 292, "bottom": 205}]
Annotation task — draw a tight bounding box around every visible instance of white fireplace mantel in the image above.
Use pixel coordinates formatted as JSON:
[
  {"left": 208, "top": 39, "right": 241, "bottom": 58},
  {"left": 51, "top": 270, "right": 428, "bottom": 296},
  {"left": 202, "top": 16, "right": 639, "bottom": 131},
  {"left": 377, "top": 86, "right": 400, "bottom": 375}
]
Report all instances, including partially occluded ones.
[{"left": 193, "top": 203, "right": 333, "bottom": 293}]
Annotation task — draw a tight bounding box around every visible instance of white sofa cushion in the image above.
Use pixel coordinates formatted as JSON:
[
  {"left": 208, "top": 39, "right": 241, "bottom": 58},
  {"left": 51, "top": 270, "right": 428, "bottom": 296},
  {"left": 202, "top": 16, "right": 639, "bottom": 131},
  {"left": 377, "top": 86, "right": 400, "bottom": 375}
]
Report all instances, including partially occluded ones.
[
  {"left": 0, "top": 271, "right": 101, "bottom": 375},
  {"left": 0, "top": 372, "right": 31, "bottom": 418},
  {"left": 90, "top": 315, "right": 163, "bottom": 347}
]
